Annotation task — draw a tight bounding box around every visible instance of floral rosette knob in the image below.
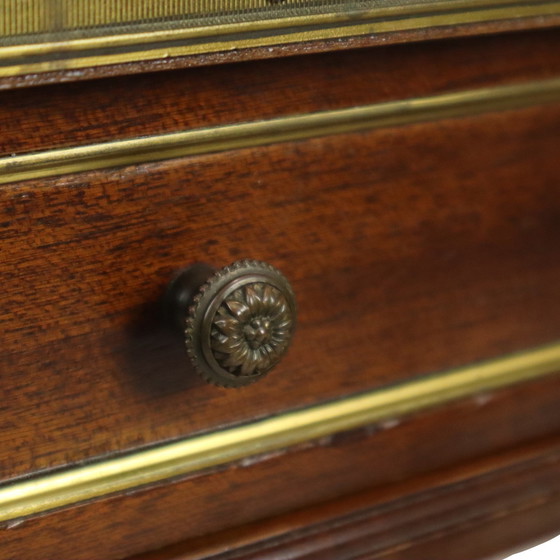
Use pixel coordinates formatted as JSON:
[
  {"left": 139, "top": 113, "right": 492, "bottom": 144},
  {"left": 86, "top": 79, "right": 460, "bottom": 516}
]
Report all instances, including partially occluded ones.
[{"left": 166, "top": 260, "right": 297, "bottom": 387}]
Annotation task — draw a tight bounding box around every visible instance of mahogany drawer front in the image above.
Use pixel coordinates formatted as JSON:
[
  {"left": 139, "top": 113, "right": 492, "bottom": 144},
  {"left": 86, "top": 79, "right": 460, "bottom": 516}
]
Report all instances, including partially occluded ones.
[
  {"left": 1, "top": 20, "right": 560, "bottom": 560},
  {"left": 2, "top": 377, "right": 560, "bottom": 560},
  {"left": 1, "top": 95, "right": 560, "bottom": 481}
]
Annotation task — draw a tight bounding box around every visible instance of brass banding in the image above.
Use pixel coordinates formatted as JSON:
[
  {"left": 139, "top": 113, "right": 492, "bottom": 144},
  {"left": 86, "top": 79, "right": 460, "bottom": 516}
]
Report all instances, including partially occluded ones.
[
  {"left": 1, "top": 77, "right": 560, "bottom": 185},
  {"left": 0, "top": 0, "right": 559, "bottom": 77},
  {"left": 0, "top": 342, "right": 559, "bottom": 522}
]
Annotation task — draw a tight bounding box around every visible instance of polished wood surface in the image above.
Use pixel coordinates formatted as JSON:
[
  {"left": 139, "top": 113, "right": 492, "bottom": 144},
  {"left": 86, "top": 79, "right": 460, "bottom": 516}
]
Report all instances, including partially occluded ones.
[
  {"left": 1, "top": 375, "right": 559, "bottom": 560},
  {"left": 1, "top": 99, "right": 560, "bottom": 479},
  {"left": 2, "top": 29, "right": 560, "bottom": 156},
  {"left": 1, "top": 24, "right": 560, "bottom": 560},
  {"left": 128, "top": 437, "right": 560, "bottom": 560}
]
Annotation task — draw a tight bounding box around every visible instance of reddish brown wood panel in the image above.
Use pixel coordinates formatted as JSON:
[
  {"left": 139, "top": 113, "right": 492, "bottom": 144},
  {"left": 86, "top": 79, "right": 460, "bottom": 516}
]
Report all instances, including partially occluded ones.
[
  {"left": 1, "top": 376, "right": 559, "bottom": 560},
  {"left": 1, "top": 103, "right": 560, "bottom": 478},
  {"left": 128, "top": 438, "right": 560, "bottom": 560},
  {"left": 1, "top": 29, "right": 560, "bottom": 156},
  {"left": 1, "top": 18, "right": 560, "bottom": 90}
]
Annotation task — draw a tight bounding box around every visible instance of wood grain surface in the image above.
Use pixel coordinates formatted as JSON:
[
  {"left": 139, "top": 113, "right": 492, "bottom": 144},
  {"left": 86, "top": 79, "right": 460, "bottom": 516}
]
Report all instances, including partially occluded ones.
[
  {"left": 1, "top": 17, "right": 559, "bottom": 90},
  {"left": 128, "top": 437, "right": 560, "bottom": 560},
  {"left": 1, "top": 375, "right": 559, "bottom": 560},
  {"left": 1, "top": 24, "right": 560, "bottom": 560},
  {"left": 1, "top": 100, "right": 560, "bottom": 479},
  {"left": 2, "top": 29, "right": 560, "bottom": 156}
]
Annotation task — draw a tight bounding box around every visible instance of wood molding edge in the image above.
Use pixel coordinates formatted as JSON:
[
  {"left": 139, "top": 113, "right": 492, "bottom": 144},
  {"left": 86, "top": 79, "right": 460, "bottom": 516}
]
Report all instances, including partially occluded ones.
[{"left": 131, "top": 437, "right": 560, "bottom": 560}]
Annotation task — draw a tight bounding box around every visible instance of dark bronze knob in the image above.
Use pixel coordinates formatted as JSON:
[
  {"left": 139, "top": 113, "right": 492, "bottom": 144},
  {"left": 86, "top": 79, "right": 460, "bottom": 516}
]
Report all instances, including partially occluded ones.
[{"left": 166, "top": 260, "right": 296, "bottom": 388}]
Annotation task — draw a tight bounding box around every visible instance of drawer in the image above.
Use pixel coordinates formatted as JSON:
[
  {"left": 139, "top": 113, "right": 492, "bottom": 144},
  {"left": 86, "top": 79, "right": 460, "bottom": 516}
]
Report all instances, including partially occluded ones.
[
  {"left": 1, "top": 20, "right": 560, "bottom": 560},
  {"left": 2, "top": 71, "right": 560, "bottom": 482}
]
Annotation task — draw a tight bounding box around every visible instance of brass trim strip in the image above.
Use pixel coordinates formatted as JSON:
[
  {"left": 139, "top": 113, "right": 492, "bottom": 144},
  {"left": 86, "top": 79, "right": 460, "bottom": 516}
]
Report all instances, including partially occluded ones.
[
  {"left": 1, "top": 343, "right": 560, "bottom": 522},
  {"left": 2, "top": 77, "right": 560, "bottom": 186},
  {"left": 0, "top": 0, "right": 559, "bottom": 77},
  {"left": 0, "top": 0, "right": 549, "bottom": 39}
]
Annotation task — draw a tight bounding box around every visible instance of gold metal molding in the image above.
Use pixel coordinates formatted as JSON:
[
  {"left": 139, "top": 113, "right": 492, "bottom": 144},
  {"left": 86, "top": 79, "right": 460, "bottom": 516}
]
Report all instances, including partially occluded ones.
[
  {"left": 0, "top": 0, "right": 559, "bottom": 77},
  {"left": 0, "top": 343, "right": 559, "bottom": 522},
  {"left": 2, "top": 77, "right": 560, "bottom": 185}
]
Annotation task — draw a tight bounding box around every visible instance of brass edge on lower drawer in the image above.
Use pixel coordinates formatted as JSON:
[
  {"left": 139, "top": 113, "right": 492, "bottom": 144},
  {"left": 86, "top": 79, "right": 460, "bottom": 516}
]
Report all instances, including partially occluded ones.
[
  {"left": 2, "top": 77, "right": 560, "bottom": 186},
  {"left": 1, "top": 0, "right": 559, "bottom": 78},
  {"left": 1, "top": 343, "right": 560, "bottom": 522}
]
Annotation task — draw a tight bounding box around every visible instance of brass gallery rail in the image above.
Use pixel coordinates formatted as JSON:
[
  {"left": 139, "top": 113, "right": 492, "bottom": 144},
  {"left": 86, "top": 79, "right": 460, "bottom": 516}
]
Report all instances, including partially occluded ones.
[{"left": 0, "top": 0, "right": 559, "bottom": 77}]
